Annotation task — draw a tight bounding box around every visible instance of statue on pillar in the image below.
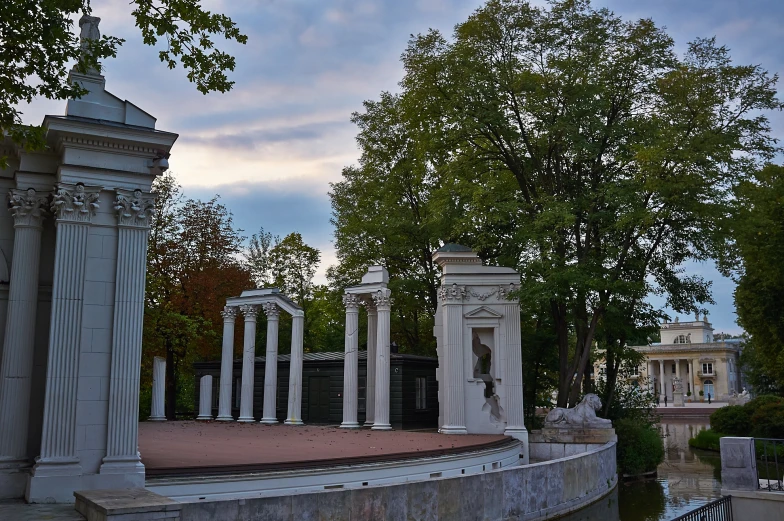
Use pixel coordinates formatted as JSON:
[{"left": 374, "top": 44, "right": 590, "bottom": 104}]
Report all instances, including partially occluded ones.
[{"left": 78, "top": 14, "right": 102, "bottom": 74}]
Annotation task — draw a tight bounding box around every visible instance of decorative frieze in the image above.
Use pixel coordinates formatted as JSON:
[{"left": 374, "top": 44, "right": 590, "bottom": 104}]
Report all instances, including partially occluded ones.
[
  {"left": 497, "top": 283, "right": 520, "bottom": 300},
  {"left": 51, "top": 183, "right": 100, "bottom": 223},
  {"left": 343, "top": 293, "right": 361, "bottom": 310},
  {"left": 8, "top": 188, "right": 49, "bottom": 228},
  {"left": 114, "top": 189, "right": 155, "bottom": 228},
  {"left": 438, "top": 283, "right": 466, "bottom": 302},
  {"left": 61, "top": 135, "right": 157, "bottom": 154}
]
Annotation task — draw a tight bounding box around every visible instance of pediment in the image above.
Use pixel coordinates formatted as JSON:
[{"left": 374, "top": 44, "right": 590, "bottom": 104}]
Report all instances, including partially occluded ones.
[{"left": 464, "top": 306, "right": 503, "bottom": 319}]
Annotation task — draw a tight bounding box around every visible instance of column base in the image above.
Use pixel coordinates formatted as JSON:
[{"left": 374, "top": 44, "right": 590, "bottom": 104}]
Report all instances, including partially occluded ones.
[
  {"left": 284, "top": 419, "right": 304, "bottom": 425},
  {"left": 216, "top": 415, "right": 234, "bottom": 421},
  {"left": 340, "top": 421, "right": 361, "bottom": 429},
  {"left": 196, "top": 415, "right": 213, "bottom": 420},
  {"left": 147, "top": 416, "right": 166, "bottom": 421},
  {"left": 260, "top": 418, "right": 278, "bottom": 424},
  {"left": 363, "top": 421, "right": 374, "bottom": 428},
  {"left": 0, "top": 459, "right": 31, "bottom": 499},
  {"left": 99, "top": 456, "right": 145, "bottom": 477},
  {"left": 237, "top": 417, "right": 256, "bottom": 423},
  {"left": 371, "top": 423, "right": 392, "bottom": 431},
  {"left": 439, "top": 426, "right": 468, "bottom": 435}
]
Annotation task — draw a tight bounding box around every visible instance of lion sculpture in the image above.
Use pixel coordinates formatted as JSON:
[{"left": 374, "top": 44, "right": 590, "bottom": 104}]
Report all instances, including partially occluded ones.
[{"left": 544, "top": 394, "right": 612, "bottom": 429}]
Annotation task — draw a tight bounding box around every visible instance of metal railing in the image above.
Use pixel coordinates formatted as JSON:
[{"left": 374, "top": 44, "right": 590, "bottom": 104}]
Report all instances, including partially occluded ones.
[
  {"left": 755, "top": 438, "right": 784, "bottom": 492},
  {"left": 670, "top": 496, "right": 732, "bottom": 521}
]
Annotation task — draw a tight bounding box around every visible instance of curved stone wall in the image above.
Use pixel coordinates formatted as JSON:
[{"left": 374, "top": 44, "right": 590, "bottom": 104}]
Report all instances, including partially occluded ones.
[{"left": 178, "top": 441, "right": 617, "bottom": 521}]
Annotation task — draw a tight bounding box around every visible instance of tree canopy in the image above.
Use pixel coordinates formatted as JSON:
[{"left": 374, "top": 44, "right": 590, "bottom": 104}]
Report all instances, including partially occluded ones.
[{"left": 331, "top": 0, "right": 782, "bottom": 408}]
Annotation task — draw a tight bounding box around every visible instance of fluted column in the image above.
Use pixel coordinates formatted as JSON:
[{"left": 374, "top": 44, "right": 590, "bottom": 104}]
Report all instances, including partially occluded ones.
[
  {"left": 502, "top": 300, "right": 527, "bottom": 444},
  {"left": 659, "top": 360, "right": 665, "bottom": 397},
  {"left": 0, "top": 189, "right": 49, "bottom": 466},
  {"left": 363, "top": 300, "right": 377, "bottom": 427},
  {"left": 261, "top": 302, "right": 280, "bottom": 424},
  {"left": 372, "top": 289, "right": 392, "bottom": 430},
  {"left": 238, "top": 305, "right": 258, "bottom": 422},
  {"left": 440, "top": 284, "right": 467, "bottom": 434},
  {"left": 692, "top": 359, "right": 699, "bottom": 396},
  {"left": 217, "top": 306, "right": 237, "bottom": 421},
  {"left": 101, "top": 189, "right": 155, "bottom": 476},
  {"left": 196, "top": 375, "right": 213, "bottom": 420},
  {"left": 341, "top": 294, "right": 361, "bottom": 428},
  {"left": 33, "top": 183, "right": 101, "bottom": 478},
  {"left": 148, "top": 357, "right": 166, "bottom": 421},
  {"left": 285, "top": 313, "right": 305, "bottom": 425}
]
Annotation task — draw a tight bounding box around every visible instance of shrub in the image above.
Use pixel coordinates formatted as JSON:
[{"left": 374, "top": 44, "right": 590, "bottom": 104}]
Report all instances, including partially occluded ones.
[
  {"left": 744, "top": 395, "right": 784, "bottom": 419},
  {"left": 689, "top": 429, "right": 723, "bottom": 452},
  {"left": 710, "top": 405, "right": 751, "bottom": 436},
  {"left": 750, "top": 401, "right": 784, "bottom": 439},
  {"left": 615, "top": 417, "right": 664, "bottom": 476}
]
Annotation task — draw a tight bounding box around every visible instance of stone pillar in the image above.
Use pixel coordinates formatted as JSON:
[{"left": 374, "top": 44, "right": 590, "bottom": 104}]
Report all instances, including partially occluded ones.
[
  {"left": 32, "top": 183, "right": 100, "bottom": 480},
  {"left": 196, "top": 375, "right": 213, "bottom": 420},
  {"left": 149, "top": 357, "right": 166, "bottom": 421},
  {"left": 502, "top": 302, "right": 527, "bottom": 448},
  {"left": 217, "top": 306, "right": 237, "bottom": 421},
  {"left": 0, "top": 189, "right": 49, "bottom": 471},
  {"left": 647, "top": 361, "right": 655, "bottom": 392},
  {"left": 692, "top": 359, "right": 700, "bottom": 396},
  {"left": 341, "top": 294, "right": 361, "bottom": 428},
  {"left": 101, "top": 189, "right": 155, "bottom": 478},
  {"left": 238, "top": 305, "right": 258, "bottom": 423},
  {"left": 440, "top": 285, "right": 467, "bottom": 434},
  {"left": 261, "top": 302, "right": 280, "bottom": 424},
  {"left": 285, "top": 313, "right": 305, "bottom": 425},
  {"left": 364, "top": 300, "right": 377, "bottom": 427},
  {"left": 659, "top": 360, "right": 665, "bottom": 398},
  {"left": 372, "top": 289, "right": 393, "bottom": 431}
]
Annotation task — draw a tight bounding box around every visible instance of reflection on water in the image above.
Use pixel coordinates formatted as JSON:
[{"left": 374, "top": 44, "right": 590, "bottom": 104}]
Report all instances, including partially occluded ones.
[
  {"left": 558, "top": 486, "right": 620, "bottom": 521},
  {"left": 618, "top": 421, "right": 723, "bottom": 521}
]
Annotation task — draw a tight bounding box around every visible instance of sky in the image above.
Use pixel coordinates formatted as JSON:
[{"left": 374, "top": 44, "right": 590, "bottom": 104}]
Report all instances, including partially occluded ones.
[{"left": 19, "top": 0, "right": 784, "bottom": 335}]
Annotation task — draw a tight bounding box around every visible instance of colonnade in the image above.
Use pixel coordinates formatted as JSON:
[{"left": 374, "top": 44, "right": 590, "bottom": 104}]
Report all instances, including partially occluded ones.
[
  {"left": 209, "top": 293, "right": 305, "bottom": 424},
  {"left": 647, "top": 358, "right": 702, "bottom": 398}
]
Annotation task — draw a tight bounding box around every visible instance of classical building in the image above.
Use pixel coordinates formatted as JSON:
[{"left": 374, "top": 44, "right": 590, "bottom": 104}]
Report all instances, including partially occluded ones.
[
  {"left": 0, "top": 16, "right": 176, "bottom": 502},
  {"left": 634, "top": 317, "right": 744, "bottom": 402}
]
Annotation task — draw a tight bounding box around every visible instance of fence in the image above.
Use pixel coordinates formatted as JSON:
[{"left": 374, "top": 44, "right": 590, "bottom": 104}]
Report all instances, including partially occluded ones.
[
  {"left": 755, "top": 438, "right": 784, "bottom": 492},
  {"left": 671, "top": 496, "right": 732, "bottom": 521}
]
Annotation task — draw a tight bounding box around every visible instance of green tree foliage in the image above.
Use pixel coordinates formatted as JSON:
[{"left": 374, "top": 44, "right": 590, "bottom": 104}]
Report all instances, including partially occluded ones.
[
  {"left": 718, "top": 164, "right": 784, "bottom": 392},
  {"left": 614, "top": 418, "right": 664, "bottom": 476},
  {"left": 709, "top": 405, "right": 751, "bottom": 436},
  {"left": 331, "top": 0, "right": 782, "bottom": 407},
  {"left": 1, "top": 0, "right": 247, "bottom": 163}
]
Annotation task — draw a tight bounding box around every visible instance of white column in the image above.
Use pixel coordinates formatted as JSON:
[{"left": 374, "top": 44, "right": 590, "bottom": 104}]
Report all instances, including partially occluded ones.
[
  {"left": 647, "top": 361, "right": 655, "bottom": 392},
  {"left": 502, "top": 301, "right": 527, "bottom": 445},
  {"left": 217, "top": 306, "right": 237, "bottom": 421},
  {"left": 372, "top": 289, "right": 393, "bottom": 431},
  {"left": 675, "top": 359, "right": 681, "bottom": 380},
  {"left": 149, "top": 357, "right": 166, "bottom": 421},
  {"left": 440, "top": 284, "right": 467, "bottom": 434},
  {"left": 341, "top": 294, "right": 361, "bottom": 428},
  {"left": 659, "top": 360, "right": 665, "bottom": 397},
  {"left": 285, "top": 313, "right": 305, "bottom": 425},
  {"left": 196, "top": 375, "right": 214, "bottom": 420},
  {"left": 238, "top": 305, "right": 258, "bottom": 422},
  {"left": 261, "top": 302, "right": 280, "bottom": 424},
  {"left": 692, "top": 358, "right": 700, "bottom": 395},
  {"left": 33, "top": 183, "right": 100, "bottom": 478},
  {"left": 364, "top": 300, "right": 377, "bottom": 427},
  {"left": 0, "top": 189, "right": 48, "bottom": 467},
  {"left": 101, "top": 189, "right": 155, "bottom": 477}
]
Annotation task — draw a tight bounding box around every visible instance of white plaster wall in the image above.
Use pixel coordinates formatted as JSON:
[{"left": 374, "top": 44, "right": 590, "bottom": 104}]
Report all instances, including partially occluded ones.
[{"left": 75, "top": 191, "right": 119, "bottom": 474}]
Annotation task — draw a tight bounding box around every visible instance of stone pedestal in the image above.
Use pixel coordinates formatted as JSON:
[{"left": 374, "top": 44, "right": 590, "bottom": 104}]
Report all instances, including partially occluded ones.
[
  {"left": 371, "top": 289, "right": 392, "bottom": 431},
  {"left": 148, "top": 357, "right": 166, "bottom": 421},
  {"left": 261, "top": 303, "right": 280, "bottom": 424},
  {"left": 196, "top": 375, "right": 213, "bottom": 421},
  {"left": 216, "top": 307, "right": 237, "bottom": 421},
  {"left": 238, "top": 305, "right": 258, "bottom": 423},
  {"left": 285, "top": 314, "right": 305, "bottom": 425},
  {"left": 341, "top": 294, "right": 361, "bottom": 429}
]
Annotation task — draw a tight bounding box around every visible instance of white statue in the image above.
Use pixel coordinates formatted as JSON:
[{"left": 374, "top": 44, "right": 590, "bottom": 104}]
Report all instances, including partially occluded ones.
[
  {"left": 544, "top": 394, "right": 613, "bottom": 429},
  {"left": 79, "top": 14, "right": 101, "bottom": 43}
]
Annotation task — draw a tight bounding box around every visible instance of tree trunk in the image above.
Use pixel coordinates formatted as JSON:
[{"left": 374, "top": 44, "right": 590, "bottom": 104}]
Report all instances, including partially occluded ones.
[{"left": 553, "top": 300, "right": 570, "bottom": 408}]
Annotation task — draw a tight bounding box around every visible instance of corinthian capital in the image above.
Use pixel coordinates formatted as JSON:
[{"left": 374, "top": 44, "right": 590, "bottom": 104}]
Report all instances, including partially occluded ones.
[
  {"left": 221, "top": 306, "right": 237, "bottom": 321},
  {"left": 51, "top": 183, "right": 100, "bottom": 223},
  {"left": 343, "top": 293, "right": 361, "bottom": 310},
  {"left": 114, "top": 188, "right": 156, "bottom": 228},
  {"left": 372, "top": 289, "right": 392, "bottom": 309},
  {"left": 263, "top": 302, "right": 280, "bottom": 318},
  {"left": 8, "top": 188, "right": 49, "bottom": 227}
]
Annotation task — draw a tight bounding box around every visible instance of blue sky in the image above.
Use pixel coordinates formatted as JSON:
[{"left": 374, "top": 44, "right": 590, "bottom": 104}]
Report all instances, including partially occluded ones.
[{"left": 21, "top": 0, "right": 784, "bottom": 334}]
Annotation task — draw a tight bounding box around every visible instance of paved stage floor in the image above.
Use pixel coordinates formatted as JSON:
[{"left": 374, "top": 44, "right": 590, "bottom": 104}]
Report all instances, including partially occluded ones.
[{"left": 139, "top": 422, "right": 508, "bottom": 476}]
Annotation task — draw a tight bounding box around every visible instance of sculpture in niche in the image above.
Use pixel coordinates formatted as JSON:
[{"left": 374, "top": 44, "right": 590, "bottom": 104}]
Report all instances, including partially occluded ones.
[
  {"left": 544, "top": 394, "right": 612, "bottom": 429},
  {"left": 471, "top": 330, "right": 504, "bottom": 422}
]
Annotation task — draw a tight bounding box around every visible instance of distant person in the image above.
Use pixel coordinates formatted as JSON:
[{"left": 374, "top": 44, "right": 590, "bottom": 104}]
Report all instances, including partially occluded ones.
[
  {"left": 664, "top": 395, "right": 668, "bottom": 407},
  {"left": 708, "top": 393, "right": 711, "bottom": 404}
]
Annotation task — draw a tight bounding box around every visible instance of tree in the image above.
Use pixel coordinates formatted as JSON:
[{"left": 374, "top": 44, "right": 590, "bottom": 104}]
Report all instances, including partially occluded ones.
[
  {"left": 247, "top": 227, "right": 278, "bottom": 287},
  {"left": 1, "top": 0, "right": 247, "bottom": 163},
  {"left": 395, "top": 0, "right": 781, "bottom": 406},
  {"left": 719, "top": 164, "right": 784, "bottom": 393}
]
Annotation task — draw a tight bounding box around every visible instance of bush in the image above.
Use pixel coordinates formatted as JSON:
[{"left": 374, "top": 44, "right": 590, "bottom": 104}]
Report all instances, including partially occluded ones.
[
  {"left": 750, "top": 401, "right": 784, "bottom": 439},
  {"left": 689, "top": 429, "right": 723, "bottom": 452},
  {"left": 744, "top": 395, "right": 784, "bottom": 419},
  {"left": 615, "top": 418, "right": 664, "bottom": 476},
  {"left": 710, "top": 405, "right": 751, "bottom": 436}
]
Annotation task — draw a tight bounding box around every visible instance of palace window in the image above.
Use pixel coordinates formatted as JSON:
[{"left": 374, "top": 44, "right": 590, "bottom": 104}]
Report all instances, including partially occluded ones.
[
  {"left": 415, "top": 377, "right": 427, "bottom": 410},
  {"left": 702, "top": 363, "right": 713, "bottom": 375},
  {"left": 674, "top": 335, "right": 688, "bottom": 344},
  {"left": 671, "top": 363, "right": 676, "bottom": 373}
]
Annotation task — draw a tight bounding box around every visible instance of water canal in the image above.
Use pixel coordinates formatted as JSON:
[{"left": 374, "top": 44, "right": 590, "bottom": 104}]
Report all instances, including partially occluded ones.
[{"left": 559, "top": 420, "right": 722, "bottom": 521}]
